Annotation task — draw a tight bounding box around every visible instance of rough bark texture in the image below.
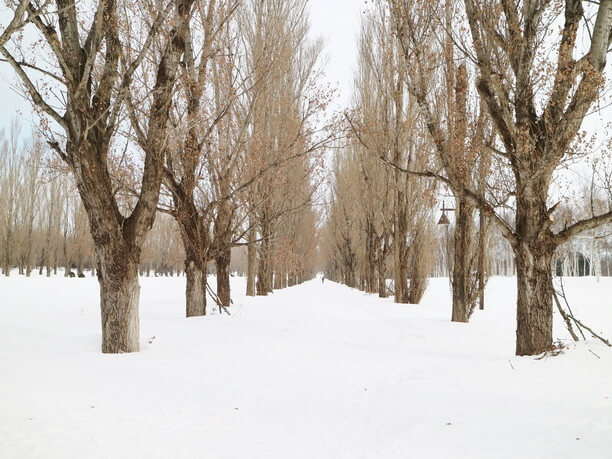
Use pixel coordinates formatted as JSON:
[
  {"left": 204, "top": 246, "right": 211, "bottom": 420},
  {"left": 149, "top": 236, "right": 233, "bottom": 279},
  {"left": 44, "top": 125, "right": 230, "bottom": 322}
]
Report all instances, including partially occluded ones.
[
  {"left": 97, "top": 250, "right": 140, "bottom": 354},
  {"left": 515, "top": 242, "right": 555, "bottom": 355},
  {"left": 513, "top": 178, "right": 556, "bottom": 355},
  {"left": 185, "top": 259, "right": 206, "bottom": 317},
  {"left": 215, "top": 248, "right": 231, "bottom": 307}
]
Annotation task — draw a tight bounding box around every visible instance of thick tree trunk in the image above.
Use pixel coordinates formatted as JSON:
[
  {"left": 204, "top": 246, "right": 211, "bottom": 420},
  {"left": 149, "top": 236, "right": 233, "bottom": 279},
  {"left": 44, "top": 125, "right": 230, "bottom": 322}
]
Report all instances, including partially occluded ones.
[
  {"left": 515, "top": 243, "right": 554, "bottom": 355},
  {"left": 451, "top": 197, "right": 475, "bottom": 322},
  {"left": 97, "top": 254, "right": 140, "bottom": 354},
  {"left": 514, "top": 178, "right": 556, "bottom": 356},
  {"left": 185, "top": 259, "right": 206, "bottom": 317},
  {"left": 216, "top": 248, "right": 231, "bottom": 307}
]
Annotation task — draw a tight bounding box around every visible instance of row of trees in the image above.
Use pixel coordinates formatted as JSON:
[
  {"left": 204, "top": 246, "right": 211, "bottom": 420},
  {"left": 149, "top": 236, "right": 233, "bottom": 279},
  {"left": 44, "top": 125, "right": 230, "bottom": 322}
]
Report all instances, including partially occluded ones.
[
  {"left": 323, "top": 0, "right": 612, "bottom": 356},
  {"left": 0, "top": 0, "right": 327, "bottom": 352},
  {"left": 2, "top": 0, "right": 611, "bottom": 357}
]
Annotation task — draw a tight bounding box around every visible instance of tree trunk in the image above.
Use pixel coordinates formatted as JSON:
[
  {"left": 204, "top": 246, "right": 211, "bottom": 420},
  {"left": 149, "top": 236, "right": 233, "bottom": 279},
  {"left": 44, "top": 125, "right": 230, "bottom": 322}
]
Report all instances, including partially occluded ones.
[
  {"left": 216, "top": 248, "right": 231, "bottom": 307},
  {"left": 514, "top": 178, "right": 556, "bottom": 356},
  {"left": 515, "top": 242, "right": 554, "bottom": 355},
  {"left": 246, "top": 226, "right": 257, "bottom": 296},
  {"left": 365, "top": 221, "right": 377, "bottom": 293},
  {"left": 97, "top": 254, "right": 140, "bottom": 354},
  {"left": 281, "top": 271, "right": 288, "bottom": 288},
  {"left": 451, "top": 197, "right": 475, "bottom": 322},
  {"left": 378, "top": 269, "right": 387, "bottom": 298},
  {"left": 257, "top": 225, "right": 272, "bottom": 295},
  {"left": 185, "top": 259, "right": 206, "bottom": 317},
  {"left": 393, "top": 213, "right": 408, "bottom": 303},
  {"left": 478, "top": 208, "right": 486, "bottom": 310},
  {"left": 256, "top": 252, "right": 269, "bottom": 296},
  {"left": 77, "top": 254, "right": 84, "bottom": 277},
  {"left": 273, "top": 267, "right": 285, "bottom": 290},
  {"left": 3, "top": 227, "right": 11, "bottom": 276}
]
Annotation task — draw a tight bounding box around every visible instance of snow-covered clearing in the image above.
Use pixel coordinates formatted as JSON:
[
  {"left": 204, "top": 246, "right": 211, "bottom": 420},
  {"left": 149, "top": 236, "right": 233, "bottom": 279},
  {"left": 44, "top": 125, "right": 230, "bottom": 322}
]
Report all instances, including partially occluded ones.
[{"left": 1, "top": 275, "right": 611, "bottom": 458}]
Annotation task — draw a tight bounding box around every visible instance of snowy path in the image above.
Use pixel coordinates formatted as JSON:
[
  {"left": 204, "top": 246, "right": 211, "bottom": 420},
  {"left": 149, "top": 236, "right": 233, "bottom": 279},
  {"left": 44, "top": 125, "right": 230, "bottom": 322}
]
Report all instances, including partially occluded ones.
[{"left": 1, "top": 275, "right": 611, "bottom": 458}]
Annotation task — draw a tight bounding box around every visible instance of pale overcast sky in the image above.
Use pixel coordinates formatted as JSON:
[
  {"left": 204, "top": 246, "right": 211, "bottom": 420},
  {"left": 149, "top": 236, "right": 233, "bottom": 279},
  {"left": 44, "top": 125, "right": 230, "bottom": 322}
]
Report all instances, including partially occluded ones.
[
  {"left": 308, "top": 0, "right": 365, "bottom": 108},
  {"left": 0, "top": 1, "right": 605, "bottom": 139}
]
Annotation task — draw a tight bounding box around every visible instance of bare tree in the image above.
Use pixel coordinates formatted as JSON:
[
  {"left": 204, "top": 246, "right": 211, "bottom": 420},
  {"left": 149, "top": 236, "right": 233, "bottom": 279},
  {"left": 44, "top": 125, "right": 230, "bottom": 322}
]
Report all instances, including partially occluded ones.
[
  {"left": 386, "top": 0, "right": 612, "bottom": 354},
  {"left": 1, "top": 0, "right": 189, "bottom": 352}
]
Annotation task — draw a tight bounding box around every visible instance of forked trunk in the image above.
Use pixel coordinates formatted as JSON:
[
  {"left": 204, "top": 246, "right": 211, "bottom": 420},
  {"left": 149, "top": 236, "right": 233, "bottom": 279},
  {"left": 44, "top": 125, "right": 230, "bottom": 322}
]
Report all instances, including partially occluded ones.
[
  {"left": 185, "top": 259, "right": 206, "bottom": 317},
  {"left": 98, "top": 254, "right": 140, "bottom": 354}
]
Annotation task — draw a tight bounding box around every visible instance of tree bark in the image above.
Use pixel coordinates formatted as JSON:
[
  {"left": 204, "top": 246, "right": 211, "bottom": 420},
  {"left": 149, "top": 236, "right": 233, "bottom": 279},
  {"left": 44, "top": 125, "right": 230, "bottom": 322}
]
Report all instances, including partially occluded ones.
[
  {"left": 216, "top": 248, "right": 231, "bottom": 307},
  {"left": 378, "top": 260, "right": 387, "bottom": 298},
  {"left": 365, "top": 220, "right": 377, "bottom": 293},
  {"left": 515, "top": 242, "right": 555, "bottom": 355},
  {"left": 273, "top": 267, "right": 284, "bottom": 290},
  {"left": 393, "top": 201, "right": 409, "bottom": 303},
  {"left": 257, "top": 221, "right": 273, "bottom": 295},
  {"left": 97, "top": 252, "right": 140, "bottom": 354},
  {"left": 513, "top": 180, "right": 556, "bottom": 355},
  {"left": 451, "top": 196, "right": 475, "bottom": 322},
  {"left": 478, "top": 208, "right": 486, "bottom": 310},
  {"left": 246, "top": 226, "right": 257, "bottom": 296},
  {"left": 185, "top": 259, "right": 206, "bottom": 317}
]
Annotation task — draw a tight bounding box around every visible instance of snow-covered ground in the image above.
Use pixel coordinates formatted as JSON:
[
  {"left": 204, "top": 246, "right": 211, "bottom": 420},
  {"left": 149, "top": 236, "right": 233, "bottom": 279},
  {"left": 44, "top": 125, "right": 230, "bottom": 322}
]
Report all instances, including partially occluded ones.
[{"left": 1, "top": 274, "right": 611, "bottom": 458}]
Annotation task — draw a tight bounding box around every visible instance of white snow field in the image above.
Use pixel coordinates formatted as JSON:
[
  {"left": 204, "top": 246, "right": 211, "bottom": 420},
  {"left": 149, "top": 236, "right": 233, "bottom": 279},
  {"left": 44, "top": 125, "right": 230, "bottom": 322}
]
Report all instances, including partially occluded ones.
[{"left": 1, "top": 275, "right": 611, "bottom": 459}]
